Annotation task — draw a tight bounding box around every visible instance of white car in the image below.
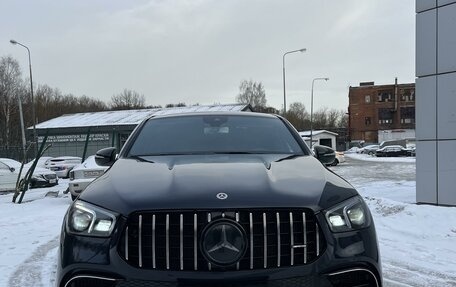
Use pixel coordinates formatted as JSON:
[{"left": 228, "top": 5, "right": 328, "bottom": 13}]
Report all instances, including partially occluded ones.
[
  {"left": 45, "top": 156, "right": 82, "bottom": 178},
  {"left": 67, "top": 156, "right": 108, "bottom": 200},
  {"left": 330, "top": 151, "right": 346, "bottom": 166},
  {"left": 0, "top": 158, "right": 58, "bottom": 191},
  {"left": 27, "top": 156, "right": 54, "bottom": 168},
  {"left": 357, "top": 144, "right": 380, "bottom": 155}
]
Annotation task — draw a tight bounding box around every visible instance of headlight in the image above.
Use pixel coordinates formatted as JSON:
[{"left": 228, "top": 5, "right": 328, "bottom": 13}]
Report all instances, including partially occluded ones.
[
  {"left": 324, "top": 196, "right": 371, "bottom": 233},
  {"left": 66, "top": 201, "right": 118, "bottom": 237}
]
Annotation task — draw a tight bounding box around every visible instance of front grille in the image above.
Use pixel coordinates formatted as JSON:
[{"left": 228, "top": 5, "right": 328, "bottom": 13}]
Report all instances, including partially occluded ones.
[
  {"left": 118, "top": 209, "right": 326, "bottom": 271},
  {"left": 44, "top": 174, "right": 57, "bottom": 180}
]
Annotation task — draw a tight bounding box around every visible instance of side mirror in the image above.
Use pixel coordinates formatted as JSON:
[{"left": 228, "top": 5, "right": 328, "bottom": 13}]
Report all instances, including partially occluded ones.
[
  {"left": 95, "top": 147, "right": 117, "bottom": 167},
  {"left": 313, "top": 145, "right": 336, "bottom": 165},
  {"left": 9, "top": 167, "right": 15, "bottom": 172}
]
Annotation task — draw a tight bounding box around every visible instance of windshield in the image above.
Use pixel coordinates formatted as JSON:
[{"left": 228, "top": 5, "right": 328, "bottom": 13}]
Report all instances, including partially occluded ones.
[{"left": 127, "top": 115, "right": 306, "bottom": 156}]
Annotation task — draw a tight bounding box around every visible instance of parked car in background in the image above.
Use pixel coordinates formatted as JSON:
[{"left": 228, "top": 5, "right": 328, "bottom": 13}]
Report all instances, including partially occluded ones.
[
  {"left": 45, "top": 156, "right": 82, "bottom": 178},
  {"left": 0, "top": 158, "right": 58, "bottom": 190},
  {"left": 330, "top": 151, "right": 346, "bottom": 166},
  {"left": 357, "top": 144, "right": 380, "bottom": 155},
  {"left": 375, "top": 145, "right": 411, "bottom": 157},
  {"left": 0, "top": 160, "right": 17, "bottom": 192},
  {"left": 26, "top": 156, "right": 54, "bottom": 168},
  {"left": 409, "top": 146, "right": 416, "bottom": 157},
  {"left": 68, "top": 155, "right": 108, "bottom": 201}
]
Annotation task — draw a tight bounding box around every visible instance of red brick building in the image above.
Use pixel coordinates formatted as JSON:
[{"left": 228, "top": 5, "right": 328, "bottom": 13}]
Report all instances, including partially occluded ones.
[{"left": 348, "top": 79, "right": 415, "bottom": 143}]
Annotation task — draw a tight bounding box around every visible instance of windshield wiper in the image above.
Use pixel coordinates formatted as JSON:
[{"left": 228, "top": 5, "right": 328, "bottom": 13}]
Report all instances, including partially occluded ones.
[
  {"left": 213, "top": 151, "right": 258, "bottom": 154},
  {"left": 128, "top": 155, "right": 155, "bottom": 163},
  {"left": 274, "top": 154, "right": 304, "bottom": 162}
]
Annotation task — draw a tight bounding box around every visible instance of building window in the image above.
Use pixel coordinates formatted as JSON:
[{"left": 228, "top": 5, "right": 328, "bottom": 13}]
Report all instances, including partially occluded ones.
[
  {"left": 377, "top": 90, "right": 394, "bottom": 102},
  {"left": 400, "top": 89, "right": 415, "bottom": 102},
  {"left": 365, "top": 95, "right": 371, "bottom": 103},
  {"left": 365, "top": 117, "right": 371, "bottom": 126},
  {"left": 400, "top": 107, "right": 415, "bottom": 124},
  {"left": 378, "top": 108, "right": 393, "bottom": 125}
]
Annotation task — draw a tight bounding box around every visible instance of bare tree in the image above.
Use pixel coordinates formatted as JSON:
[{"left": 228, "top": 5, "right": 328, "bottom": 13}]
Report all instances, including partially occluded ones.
[
  {"left": 326, "top": 109, "right": 342, "bottom": 128},
  {"left": 337, "top": 112, "right": 348, "bottom": 128},
  {"left": 0, "top": 56, "right": 23, "bottom": 147},
  {"left": 236, "top": 80, "right": 267, "bottom": 109},
  {"left": 165, "top": 103, "right": 186, "bottom": 108},
  {"left": 110, "top": 89, "right": 146, "bottom": 110},
  {"left": 312, "top": 107, "right": 328, "bottom": 129},
  {"left": 286, "top": 102, "right": 310, "bottom": 131},
  {"left": 282, "top": 103, "right": 347, "bottom": 131},
  {"left": 34, "top": 84, "right": 107, "bottom": 124}
]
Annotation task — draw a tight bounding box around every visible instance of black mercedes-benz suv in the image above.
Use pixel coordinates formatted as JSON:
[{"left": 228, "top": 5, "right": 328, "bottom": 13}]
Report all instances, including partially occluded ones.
[{"left": 57, "top": 112, "right": 381, "bottom": 287}]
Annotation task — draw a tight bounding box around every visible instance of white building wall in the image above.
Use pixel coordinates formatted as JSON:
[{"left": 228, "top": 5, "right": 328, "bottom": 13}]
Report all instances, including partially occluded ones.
[
  {"left": 378, "top": 129, "right": 416, "bottom": 143},
  {"left": 416, "top": 0, "right": 456, "bottom": 206}
]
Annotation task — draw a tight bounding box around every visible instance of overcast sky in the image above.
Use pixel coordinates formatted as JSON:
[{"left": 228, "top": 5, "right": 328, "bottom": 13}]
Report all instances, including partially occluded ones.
[{"left": 0, "top": 0, "right": 415, "bottom": 111}]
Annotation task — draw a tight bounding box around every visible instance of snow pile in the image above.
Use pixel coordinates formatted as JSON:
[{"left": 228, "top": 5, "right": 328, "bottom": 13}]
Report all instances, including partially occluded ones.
[{"left": 346, "top": 152, "right": 416, "bottom": 163}]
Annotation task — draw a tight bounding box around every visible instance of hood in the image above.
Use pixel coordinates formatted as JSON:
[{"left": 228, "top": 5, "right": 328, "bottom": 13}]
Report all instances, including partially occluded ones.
[{"left": 80, "top": 154, "right": 357, "bottom": 216}]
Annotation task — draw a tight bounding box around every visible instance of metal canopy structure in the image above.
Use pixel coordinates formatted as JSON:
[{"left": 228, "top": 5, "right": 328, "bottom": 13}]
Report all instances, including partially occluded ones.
[
  {"left": 28, "top": 104, "right": 252, "bottom": 160},
  {"left": 32, "top": 104, "right": 251, "bottom": 136}
]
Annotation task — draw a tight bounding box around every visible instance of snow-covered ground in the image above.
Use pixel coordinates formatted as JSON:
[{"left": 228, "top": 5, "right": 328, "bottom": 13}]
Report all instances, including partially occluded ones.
[
  {"left": 0, "top": 181, "right": 71, "bottom": 287},
  {"left": 330, "top": 157, "right": 456, "bottom": 287},
  {"left": 0, "top": 157, "right": 455, "bottom": 286}
]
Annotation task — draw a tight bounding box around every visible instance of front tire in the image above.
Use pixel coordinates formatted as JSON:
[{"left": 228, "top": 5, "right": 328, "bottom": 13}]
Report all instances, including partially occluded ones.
[{"left": 331, "top": 159, "right": 339, "bottom": 166}]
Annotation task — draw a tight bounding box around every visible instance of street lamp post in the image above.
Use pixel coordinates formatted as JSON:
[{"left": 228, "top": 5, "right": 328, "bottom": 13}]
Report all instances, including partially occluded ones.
[
  {"left": 282, "top": 48, "right": 306, "bottom": 115},
  {"left": 10, "top": 39, "right": 38, "bottom": 156},
  {"left": 310, "top": 77, "right": 329, "bottom": 148}
]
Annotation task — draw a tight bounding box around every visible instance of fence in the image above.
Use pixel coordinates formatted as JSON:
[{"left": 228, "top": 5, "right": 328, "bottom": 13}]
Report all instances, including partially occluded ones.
[{"left": 0, "top": 146, "right": 36, "bottom": 162}]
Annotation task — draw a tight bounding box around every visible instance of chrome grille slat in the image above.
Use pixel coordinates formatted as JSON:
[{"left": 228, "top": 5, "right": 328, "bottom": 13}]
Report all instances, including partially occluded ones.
[
  {"left": 290, "top": 212, "right": 294, "bottom": 266},
  {"left": 121, "top": 209, "right": 324, "bottom": 271},
  {"left": 166, "top": 214, "right": 170, "bottom": 270},
  {"left": 236, "top": 212, "right": 240, "bottom": 271},
  {"left": 194, "top": 213, "right": 197, "bottom": 271},
  {"left": 207, "top": 212, "right": 212, "bottom": 271},
  {"left": 249, "top": 212, "right": 253, "bottom": 270},
  {"left": 180, "top": 214, "right": 184, "bottom": 270},
  {"left": 276, "top": 212, "right": 281, "bottom": 267},
  {"left": 303, "top": 212, "right": 307, "bottom": 264},
  {"left": 152, "top": 214, "right": 156, "bottom": 269},
  {"left": 263, "top": 212, "right": 267, "bottom": 268},
  {"left": 138, "top": 215, "right": 142, "bottom": 267},
  {"left": 125, "top": 226, "right": 129, "bottom": 261},
  {"left": 316, "top": 222, "right": 320, "bottom": 257}
]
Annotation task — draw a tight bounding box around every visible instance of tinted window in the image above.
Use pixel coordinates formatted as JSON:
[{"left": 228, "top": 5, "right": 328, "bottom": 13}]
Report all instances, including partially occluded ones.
[{"left": 128, "top": 115, "right": 305, "bottom": 156}]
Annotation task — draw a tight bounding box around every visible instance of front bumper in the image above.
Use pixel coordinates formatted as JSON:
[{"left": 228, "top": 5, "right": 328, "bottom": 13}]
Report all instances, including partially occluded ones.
[
  {"left": 30, "top": 177, "right": 58, "bottom": 188},
  {"left": 57, "top": 214, "right": 381, "bottom": 287},
  {"left": 68, "top": 179, "right": 94, "bottom": 196}
]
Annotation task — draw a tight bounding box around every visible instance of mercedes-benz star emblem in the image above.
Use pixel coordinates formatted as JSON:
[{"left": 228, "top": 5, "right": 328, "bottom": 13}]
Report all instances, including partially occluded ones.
[
  {"left": 216, "top": 192, "right": 228, "bottom": 200},
  {"left": 201, "top": 220, "right": 247, "bottom": 266}
]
